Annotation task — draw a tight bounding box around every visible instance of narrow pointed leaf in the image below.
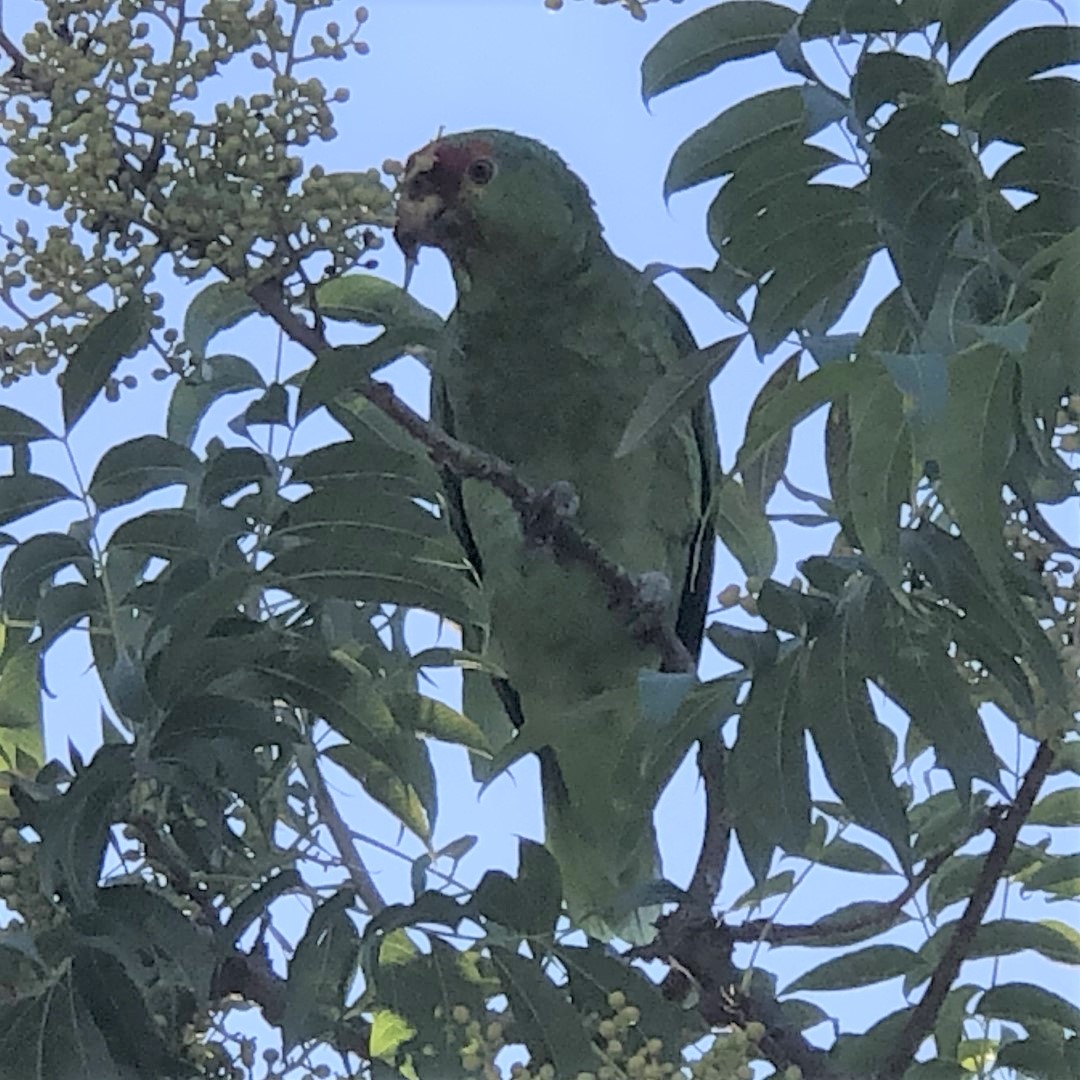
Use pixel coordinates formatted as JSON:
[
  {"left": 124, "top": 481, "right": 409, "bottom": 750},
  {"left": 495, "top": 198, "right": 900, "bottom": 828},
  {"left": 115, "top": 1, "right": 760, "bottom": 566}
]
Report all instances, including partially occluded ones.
[
  {"left": 641, "top": 1, "right": 798, "bottom": 101},
  {"left": 62, "top": 299, "right": 152, "bottom": 431}
]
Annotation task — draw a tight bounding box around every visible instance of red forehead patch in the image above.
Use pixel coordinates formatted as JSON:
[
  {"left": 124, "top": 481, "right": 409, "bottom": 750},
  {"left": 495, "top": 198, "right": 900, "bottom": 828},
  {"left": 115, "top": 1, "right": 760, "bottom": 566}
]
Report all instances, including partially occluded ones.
[{"left": 411, "top": 137, "right": 494, "bottom": 177}]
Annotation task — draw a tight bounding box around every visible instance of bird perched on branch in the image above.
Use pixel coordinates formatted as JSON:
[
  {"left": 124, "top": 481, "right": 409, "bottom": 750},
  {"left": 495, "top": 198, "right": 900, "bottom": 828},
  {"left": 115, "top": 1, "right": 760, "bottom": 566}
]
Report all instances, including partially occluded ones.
[{"left": 395, "top": 130, "right": 716, "bottom": 940}]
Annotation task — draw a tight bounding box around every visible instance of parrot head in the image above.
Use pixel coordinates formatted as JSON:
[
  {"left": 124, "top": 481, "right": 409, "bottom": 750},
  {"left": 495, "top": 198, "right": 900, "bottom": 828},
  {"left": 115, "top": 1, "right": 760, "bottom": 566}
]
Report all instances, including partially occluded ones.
[{"left": 394, "top": 129, "right": 602, "bottom": 286}]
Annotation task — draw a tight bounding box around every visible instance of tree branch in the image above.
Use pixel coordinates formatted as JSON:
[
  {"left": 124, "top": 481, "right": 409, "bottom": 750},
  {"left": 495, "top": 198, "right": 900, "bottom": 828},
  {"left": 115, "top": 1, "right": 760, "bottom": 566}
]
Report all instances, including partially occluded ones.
[
  {"left": 686, "top": 741, "right": 730, "bottom": 913},
  {"left": 652, "top": 914, "right": 854, "bottom": 1080},
  {"left": 297, "top": 744, "right": 387, "bottom": 914},
  {"left": 879, "top": 740, "right": 1056, "bottom": 1078},
  {"left": 248, "top": 279, "right": 695, "bottom": 673}
]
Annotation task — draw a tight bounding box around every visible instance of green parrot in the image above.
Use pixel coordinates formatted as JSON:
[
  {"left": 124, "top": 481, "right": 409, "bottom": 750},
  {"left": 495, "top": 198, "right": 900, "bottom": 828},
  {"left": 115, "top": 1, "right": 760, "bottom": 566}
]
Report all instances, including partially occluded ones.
[{"left": 394, "top": 130, "right": 716, "bottom": 940}]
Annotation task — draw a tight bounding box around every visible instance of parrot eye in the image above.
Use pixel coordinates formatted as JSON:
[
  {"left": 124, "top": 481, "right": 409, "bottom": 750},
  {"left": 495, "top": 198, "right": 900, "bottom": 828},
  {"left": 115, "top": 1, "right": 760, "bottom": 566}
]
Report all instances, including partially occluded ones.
[{"left": 467, "top": 157, "right": 496, "bottom": 185}]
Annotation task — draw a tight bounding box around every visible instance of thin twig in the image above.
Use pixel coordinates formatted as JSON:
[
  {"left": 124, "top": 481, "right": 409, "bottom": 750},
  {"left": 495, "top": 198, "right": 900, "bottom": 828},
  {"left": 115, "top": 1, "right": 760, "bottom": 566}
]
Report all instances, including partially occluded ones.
[
  {"left": 297, "top": 744, "right": 387, "bottom": 914},
  {"left": 730, "top": 834, "right": 963, "bottom": 945},
  {"left": 879, "top": 740, "right": 1056, "bottom": 1079}
]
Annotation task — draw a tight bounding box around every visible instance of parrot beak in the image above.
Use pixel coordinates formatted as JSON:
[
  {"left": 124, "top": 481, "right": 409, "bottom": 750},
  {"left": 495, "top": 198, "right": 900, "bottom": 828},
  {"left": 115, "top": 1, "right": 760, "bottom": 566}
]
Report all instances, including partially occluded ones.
[
  {"left": 394, "top": 201, "right": 430, "bottom": 290},
  {"left": 394, "top": 145, "right": 447, "bottom": 289}
]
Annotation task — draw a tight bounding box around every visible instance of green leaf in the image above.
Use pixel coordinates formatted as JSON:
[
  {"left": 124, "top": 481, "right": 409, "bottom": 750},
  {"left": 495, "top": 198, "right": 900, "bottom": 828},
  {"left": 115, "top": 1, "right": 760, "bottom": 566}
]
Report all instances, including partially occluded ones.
[
  {"left": 705, "top": 622, "right": 779, "bottom": 670},
  {"left": 266, "top": 489, "right": 478, "bottom": 624},
  {"left": 933, "top": 983, "right": 979, "bottom": 1062},
  {"left": 921, "top": 917, "right": 1080, "bottom": 970},
  {"left": 240, "top": 382, "right": 289, "bottom": 429},
  {"left": 182, "top": 280, "right": 260, "bottom": 360},
  {"left": 803, "top": 595, "right": 910, "bottom": 862},
  {"left": 1029, "top": 789, "right": 1080, "bottom": 828},
  {"left": 810, "top": 836, "right": 895, "bottom": 875},
  {"left": 742, "top": 351, "right": 800, "bottom": 508},
  {"left": 757, "top": 581, "right": 835, "bottom": 640},
  {"left": 831, "top": 1007, "right": 919, "bottom": 1073},
  {"left": 385, "top": 690, "right": 490, "bottom": 753},
  {"left": 282, "top": 890, "right": 360, "bottom": 1049},
  {"left": 901, "top": 1062, "right": 970, "bottom": 1080},
  {"left": 978, "top": 981, "right": 1080, "bottom": 1034},
  {"left": 490, "top": 948, "right": 597, "bottom": 1079},
  {"left": 750, "top": 225, "right": 877, "bottom": 356},
  {"left": 220, "top": 869, "right": 304, "bottom": 948},
  {"left": 0, "top": 629, "right": 43, "bottom": 775},
  {"left": 965, "top": 26, "right": 1080, "bottom": 116},
  {"left": 706, "top": 140, "right": 842, "bottom": 259},
  {"left": 940, "top": 0, "right": 1020, "bottom": 63},
  {"left": 1, "top": 533, "right": 92, "bottom": 620},
  {"left": 0, "top": 405, "right": 53, "bottom": 444},
  {"left": 1020, "top": 854, "right": 1080, "bottom": 896},
  {"left": 713, "top": 477, "right": 777, "bottom": 579},
  {"left": 369, "top": 1009, "right": 416, "bottom": 1062},
  {"left": 799, "top": 0, "right": 935, "bottom": 37},
  {"left": 641, "top": 1, "right": 798, "bottom": 101},
  {"left": 738, "top": 359, "right": 861, "bottom": 475},
  {"left": 0, "top": 475, "right": 74, "bottom": 528},
  {"left": 729, "top": 650, "right": 810, "bottom": 856},
  {"left": 88, "top": 435, "right": 200, "bottom": 510},
  {"left": 868, "top": 107, "right": 979, "bottom": 317},
  {"left": 167, "top": 353, "right": 265, "bottom": 447},
  {"left": 786, "top": 943, "right": 919, "bottom": 992},
  {"left": 899, "top": 527, "right": 1041, "bottom": 712},
  {"left": 679, "top": 261, "right": 754, "bottom": 319},
  {"left": 846, "top": 368, "right": 912, "bottom": 569},
  {"left": 474, "top": 839, "right": 562, "bottom": 937},
  {"left": 927, "top": 846, "right": 1043, "bottom": 918},
  {"left": 1022, "top": 229, "right": 1080, "bottom": 449},
  {"left": 616, "top": 336, "right": 741, "bottom": 458},
  {"left": 732, "top": 869, "right": 796, "bottom": 910},
  {"left": 878, "top": 351, "right": 948, "bottom": 421},
  {"left": 37, "top": 581, "right": 102, "bottom": 652},
  {"left": 107, "top": 508, "right": 204, "bottom": 561},
  {"left": 326, "top": 742, "right": 432, "bottom": 841},
  {"left": 856, "top": 580, "right": 1001, "bottom": 798},
  {"left": 314, "top": 273, "right": 445, "bottom": 339},
  {"left": 62, "top": 298, "right": 152, "bottom": 432},
  {"left": 934, "top": 343, "right": 1016, "bottom": 587},
  {"left": 151, "top": 695, "right": 289, "bottom": 758},
  {"left": 788, "top": 900, "right": 908, "bottom": 947},
  {"left": 851, "top": 51, "right": 942, "bottom": 126},
  {"left": 719, "top": 174, "right": 870, "bottom": 282},
  {"left": 14, "top": 744, "right": 132, "bottom": 912},
  {"left": 201, "top": 446, "right": 275, "bottom": 505},
  {"left": 664, "top": 85, "right": 846, "bottom": 198},
  {"left": 288, "top": 433, "right": 439, "bottom": 498},
  {"left": 995, "top": 1032, "right": 1072, "bottom": 1080}
]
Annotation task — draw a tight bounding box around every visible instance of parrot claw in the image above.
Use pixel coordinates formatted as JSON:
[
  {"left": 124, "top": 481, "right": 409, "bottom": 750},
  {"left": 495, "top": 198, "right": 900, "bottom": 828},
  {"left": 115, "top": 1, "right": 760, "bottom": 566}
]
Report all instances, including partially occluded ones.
[
  {"left": 629, "top": 570, "right": 673, "bottom": 641},
  {"left": 523, "top": 480, "right": 580, "bottom": 546}
]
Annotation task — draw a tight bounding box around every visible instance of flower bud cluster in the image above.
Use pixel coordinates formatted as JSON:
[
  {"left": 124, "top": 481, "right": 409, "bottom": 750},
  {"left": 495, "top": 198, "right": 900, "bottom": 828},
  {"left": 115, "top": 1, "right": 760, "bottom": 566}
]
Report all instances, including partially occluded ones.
[{"left": 0, "top": 0, "right": 388, "bottom": 382}]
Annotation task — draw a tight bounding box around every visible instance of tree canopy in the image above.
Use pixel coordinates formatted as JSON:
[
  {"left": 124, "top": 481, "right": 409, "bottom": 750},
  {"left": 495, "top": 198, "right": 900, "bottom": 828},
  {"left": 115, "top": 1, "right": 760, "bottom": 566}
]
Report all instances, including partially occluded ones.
[{"left": 0, "top": 2, "right": 1077, "bottom": 1079}]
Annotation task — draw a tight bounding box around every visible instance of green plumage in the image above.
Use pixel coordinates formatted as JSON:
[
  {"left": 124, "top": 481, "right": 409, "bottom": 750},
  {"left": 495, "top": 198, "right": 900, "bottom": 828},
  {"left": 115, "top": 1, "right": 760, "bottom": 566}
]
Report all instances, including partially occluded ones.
[{"left": 396, "top": 130, "right": 716, "bottom": 939}]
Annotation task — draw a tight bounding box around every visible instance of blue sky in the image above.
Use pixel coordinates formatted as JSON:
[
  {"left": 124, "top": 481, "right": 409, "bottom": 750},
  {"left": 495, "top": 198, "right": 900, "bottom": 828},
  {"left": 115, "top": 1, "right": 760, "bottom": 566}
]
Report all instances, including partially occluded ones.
[{"left": 1, "top": 0, "right": 1076, "bottom": 1061}]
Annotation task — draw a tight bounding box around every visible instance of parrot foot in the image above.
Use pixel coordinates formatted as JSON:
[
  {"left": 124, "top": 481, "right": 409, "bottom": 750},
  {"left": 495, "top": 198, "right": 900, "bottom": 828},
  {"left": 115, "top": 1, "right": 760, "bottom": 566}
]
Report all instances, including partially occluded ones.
[
  {"left": 629, "top": 570, "right": 673, "bottom": 641},
  {"left": 523, "top": 480, "right": 580, "bottom": 546}
]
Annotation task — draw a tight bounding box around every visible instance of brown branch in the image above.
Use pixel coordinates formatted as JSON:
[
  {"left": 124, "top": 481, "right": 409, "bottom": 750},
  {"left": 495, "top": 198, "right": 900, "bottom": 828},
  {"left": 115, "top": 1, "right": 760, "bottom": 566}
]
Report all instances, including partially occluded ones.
[
  {"left": 652, "top": 914, "right": 854, "bottom": 1080},
  {"left": 0, "top": 28, "right": 26, "bottom": 79},
  {"left": 686, "top": 740, "right": 730, "bottom": 912},
  {"left": 298, "top": 747, "right": 387, "bottom": 914},
  {"left": 248, "top": 279, "right": 695, "bottom": 673},
  {"left": 879, "top": 740, "right": 1056, "bottom": 1079}
]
